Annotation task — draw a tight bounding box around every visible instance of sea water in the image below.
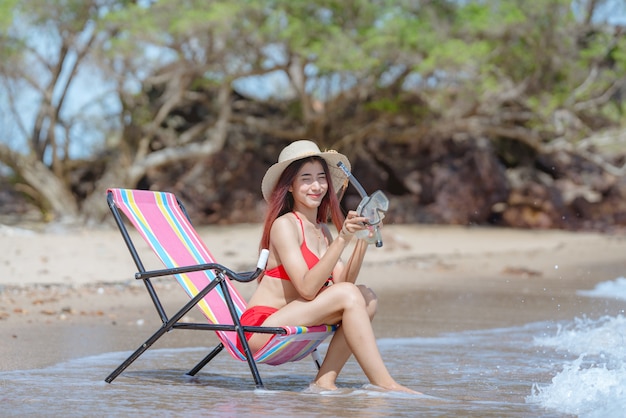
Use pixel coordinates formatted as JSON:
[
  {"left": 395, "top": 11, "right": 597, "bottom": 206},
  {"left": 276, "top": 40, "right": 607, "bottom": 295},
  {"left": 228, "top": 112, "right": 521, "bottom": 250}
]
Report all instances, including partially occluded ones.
[
  {"left": 2, "top": 280, "right": 626, "bottom": 417},
  {"left": 526, "top": 277, "right": 626, "bottom": 417}
]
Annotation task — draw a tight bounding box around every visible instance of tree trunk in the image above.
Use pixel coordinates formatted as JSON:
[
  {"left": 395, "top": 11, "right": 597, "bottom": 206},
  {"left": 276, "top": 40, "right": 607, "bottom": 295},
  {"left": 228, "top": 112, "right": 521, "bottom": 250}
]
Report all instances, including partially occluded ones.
[
  {"left": 79, "top": 155, "right": 133, "bottom": 225},
  {"left": 0, "top": 144, "right": 79, "bottom": 220}
]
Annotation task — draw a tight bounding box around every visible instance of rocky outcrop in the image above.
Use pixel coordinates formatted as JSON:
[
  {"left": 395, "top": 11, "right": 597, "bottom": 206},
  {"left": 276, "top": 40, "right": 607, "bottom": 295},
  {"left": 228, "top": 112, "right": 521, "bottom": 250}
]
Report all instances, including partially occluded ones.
[{"left": 139, "top": 132, "right": 626, "bottom": 233}]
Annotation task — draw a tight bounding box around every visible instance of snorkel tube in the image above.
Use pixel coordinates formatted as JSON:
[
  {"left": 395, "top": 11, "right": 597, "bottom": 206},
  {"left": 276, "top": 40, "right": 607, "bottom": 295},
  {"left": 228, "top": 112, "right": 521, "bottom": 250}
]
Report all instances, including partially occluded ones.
[{"left": 336, "top": 161, "right": 388, "bottom": 248}]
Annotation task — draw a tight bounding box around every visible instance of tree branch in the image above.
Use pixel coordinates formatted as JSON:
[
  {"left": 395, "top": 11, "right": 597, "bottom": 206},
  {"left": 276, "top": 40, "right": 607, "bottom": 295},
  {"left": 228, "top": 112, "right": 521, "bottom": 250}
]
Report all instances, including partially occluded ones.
[
  {"left": 573, "top": 79, "right": 624, "bottom": 111},
  {"left": 128, "top": 85, "right": 233, "bottom": 183}
]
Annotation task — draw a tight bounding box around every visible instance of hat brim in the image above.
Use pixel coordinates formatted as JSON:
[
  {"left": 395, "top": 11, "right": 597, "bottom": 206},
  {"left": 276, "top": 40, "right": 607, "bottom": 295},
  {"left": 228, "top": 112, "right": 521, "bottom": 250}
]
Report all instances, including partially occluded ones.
[{"left": 261, "top": 151, "right": 351, "bottom": 202}]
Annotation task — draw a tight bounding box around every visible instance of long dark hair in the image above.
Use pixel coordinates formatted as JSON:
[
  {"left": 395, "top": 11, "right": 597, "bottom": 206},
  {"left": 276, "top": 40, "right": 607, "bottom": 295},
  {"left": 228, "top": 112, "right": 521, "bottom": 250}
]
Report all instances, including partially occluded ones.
[{"left": 260, "top": 156, "right": 345, "bottom": 250}]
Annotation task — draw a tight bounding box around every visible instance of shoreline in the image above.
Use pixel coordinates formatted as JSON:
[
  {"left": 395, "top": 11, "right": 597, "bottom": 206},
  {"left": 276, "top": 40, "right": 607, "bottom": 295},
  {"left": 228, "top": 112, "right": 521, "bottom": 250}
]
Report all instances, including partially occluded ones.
[{"left": 1, "top": 224, "right": 626, "bottom": 372}]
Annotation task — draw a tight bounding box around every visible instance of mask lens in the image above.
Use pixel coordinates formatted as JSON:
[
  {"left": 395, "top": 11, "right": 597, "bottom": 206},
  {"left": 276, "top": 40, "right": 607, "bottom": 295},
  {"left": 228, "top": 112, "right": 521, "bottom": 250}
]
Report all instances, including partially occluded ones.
[
  {"left": 370, "top": 191, "right": 389, "bottom": 211},
  {"left": 358, "top": 191, "right": 389, "bottom": 225}
]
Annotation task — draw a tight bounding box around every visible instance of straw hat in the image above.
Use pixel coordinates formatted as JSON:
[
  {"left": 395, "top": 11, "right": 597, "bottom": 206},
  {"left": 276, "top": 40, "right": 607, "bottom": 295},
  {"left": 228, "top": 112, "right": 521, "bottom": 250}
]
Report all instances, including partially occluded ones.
[{"left": 261, "top": 140, "right": 351, "bottom": 201}]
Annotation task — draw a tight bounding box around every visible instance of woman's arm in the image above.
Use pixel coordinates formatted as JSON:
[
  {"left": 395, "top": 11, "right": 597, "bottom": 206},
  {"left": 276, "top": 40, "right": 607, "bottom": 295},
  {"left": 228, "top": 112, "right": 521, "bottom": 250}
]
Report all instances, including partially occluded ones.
[
  {"left": 272, "top": 213, "right": 368, "bottom": 300},
  {"left": 333, "top": 239, "right": 369, "bottom": 284},
  {"left": 328, "top": 212, "right": 377, "bottom": 284}
]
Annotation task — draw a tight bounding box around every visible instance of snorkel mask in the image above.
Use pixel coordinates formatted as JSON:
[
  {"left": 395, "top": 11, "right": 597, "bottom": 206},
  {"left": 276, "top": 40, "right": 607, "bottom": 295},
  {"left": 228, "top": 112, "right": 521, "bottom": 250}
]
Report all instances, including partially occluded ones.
[
  {"left": 337, "top": 162, "right": 390, "bottom": 247},
  {"left": 357, "top": 190, "right": 389, "bottom": 227}
]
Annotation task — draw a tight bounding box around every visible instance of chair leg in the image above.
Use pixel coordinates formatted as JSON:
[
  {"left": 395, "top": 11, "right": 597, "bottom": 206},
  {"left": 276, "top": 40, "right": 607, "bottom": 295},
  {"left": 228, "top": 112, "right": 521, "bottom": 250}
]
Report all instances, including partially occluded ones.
[
  {"left": 312, "top": 349, "right": 323, "bottom": 370},
  {"left": 239, "top": 337, "right": 265, "bottom": 389},
  {"left": 105, "top": 324, "right": 170, "bottom": 383},
  {"left": 186, "top": 339, "right": 265, "bottom": 390},
  {"left": 217, "top": 276, "right": 265, "bottom": 389},
  {"left": 186, "top": 343, "right": 224, "bottom": 376},
  {"left": 105, "top": 280, "right": 218, "bottom": 383}
]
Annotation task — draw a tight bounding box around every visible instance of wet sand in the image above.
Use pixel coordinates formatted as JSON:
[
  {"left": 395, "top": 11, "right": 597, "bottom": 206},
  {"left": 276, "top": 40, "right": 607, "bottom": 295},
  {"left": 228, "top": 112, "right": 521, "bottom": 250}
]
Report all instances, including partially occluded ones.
[{"left": 1, "top": 223, "right": 626, "bottom": 372}]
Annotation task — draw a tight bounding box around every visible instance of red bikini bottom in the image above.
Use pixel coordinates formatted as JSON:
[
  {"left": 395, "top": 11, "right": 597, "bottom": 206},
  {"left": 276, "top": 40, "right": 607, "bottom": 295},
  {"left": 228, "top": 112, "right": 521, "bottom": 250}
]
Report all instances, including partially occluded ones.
[{"left": 236, "top": 306, "right": 278, "bottom": 354}]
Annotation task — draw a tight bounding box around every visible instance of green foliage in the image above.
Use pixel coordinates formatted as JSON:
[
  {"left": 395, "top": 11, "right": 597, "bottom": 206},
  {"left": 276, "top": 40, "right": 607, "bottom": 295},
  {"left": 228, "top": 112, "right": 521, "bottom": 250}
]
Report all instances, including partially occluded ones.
[
  {"left": 365, "top": 97, "right": 401, "bottom": 114},
  {"left": 0, "top": 0, "right": 19, "bottom": 31},
  {"left": 4, "top": 0, "right": 626, "bottom": 154},
  {"left": 419, "top": 39, "right": 492, "bottom": 75},
  {"left": 3, "top": 0, "right": 626, "bottom": 222}
]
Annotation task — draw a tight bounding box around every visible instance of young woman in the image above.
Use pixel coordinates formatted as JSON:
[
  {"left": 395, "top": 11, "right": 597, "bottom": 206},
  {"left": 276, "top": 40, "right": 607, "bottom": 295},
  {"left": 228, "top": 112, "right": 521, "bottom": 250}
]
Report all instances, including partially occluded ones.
[{"left": 240, "top": 140, "right": 418, "bottom": 394}]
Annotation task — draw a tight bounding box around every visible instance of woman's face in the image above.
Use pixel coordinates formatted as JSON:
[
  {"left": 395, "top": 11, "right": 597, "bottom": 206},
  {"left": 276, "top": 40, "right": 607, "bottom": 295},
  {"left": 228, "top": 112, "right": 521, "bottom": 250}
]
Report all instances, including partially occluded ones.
[{"left": 290, "top": 160, "right": 328, "bottom": 209}]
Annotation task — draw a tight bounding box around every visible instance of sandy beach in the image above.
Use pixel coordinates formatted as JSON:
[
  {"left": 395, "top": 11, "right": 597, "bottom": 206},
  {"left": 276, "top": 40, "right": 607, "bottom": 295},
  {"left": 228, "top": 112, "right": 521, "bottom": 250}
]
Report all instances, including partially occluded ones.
[{"left": 1, "top": 222, "right": 626, "bottom": 373}]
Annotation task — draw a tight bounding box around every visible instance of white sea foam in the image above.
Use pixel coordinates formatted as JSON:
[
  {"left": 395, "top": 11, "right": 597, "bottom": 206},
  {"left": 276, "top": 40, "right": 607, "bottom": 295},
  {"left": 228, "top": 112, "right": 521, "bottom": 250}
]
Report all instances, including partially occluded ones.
[
  {"left": 578, "top": 276, "right": 626, "bottom": 301},
  {"left": 527, "top": 279, "right": 626, "bottom": 418}
]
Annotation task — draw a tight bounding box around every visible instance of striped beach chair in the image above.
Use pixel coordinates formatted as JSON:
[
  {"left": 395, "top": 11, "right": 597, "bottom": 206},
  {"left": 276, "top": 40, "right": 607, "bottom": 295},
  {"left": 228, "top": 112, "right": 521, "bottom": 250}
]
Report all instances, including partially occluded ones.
[{"left": 104, "top": 188, "right": 336, "bottom": 389}]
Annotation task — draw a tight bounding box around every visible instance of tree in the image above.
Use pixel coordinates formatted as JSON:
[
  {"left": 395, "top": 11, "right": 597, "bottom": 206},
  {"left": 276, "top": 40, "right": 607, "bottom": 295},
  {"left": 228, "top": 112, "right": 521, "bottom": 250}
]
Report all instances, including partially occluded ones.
[
  {"left": 0, "top": 0, "right": 121, "bottom": 220},
  {"left": 0, "top": 0, "right": 625, "bottom": 225}
]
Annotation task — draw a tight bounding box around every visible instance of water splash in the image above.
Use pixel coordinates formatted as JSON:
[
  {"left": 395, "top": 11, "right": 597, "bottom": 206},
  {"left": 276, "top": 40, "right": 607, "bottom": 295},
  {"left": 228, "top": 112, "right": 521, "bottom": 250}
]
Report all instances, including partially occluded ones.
[{"left": 527, "top": 279, "right": 626, "bottom": 417}]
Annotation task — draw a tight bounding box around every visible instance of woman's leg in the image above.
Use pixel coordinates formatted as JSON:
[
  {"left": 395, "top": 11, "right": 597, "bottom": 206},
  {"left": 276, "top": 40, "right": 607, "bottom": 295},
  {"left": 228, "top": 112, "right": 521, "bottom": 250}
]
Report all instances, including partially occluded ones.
[
  {"left": 260, "top": 282, "right": 418, "bottom": 393},
  {"left": 313, "top": 285, "right": 377, "bottom": 389}
]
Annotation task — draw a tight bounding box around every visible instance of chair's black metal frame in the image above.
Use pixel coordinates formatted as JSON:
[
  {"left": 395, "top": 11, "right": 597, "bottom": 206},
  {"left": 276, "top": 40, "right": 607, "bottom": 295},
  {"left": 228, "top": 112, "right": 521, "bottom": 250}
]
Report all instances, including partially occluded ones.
[{"left": 104, "top": 191, "right": 292, "bottom": 389}]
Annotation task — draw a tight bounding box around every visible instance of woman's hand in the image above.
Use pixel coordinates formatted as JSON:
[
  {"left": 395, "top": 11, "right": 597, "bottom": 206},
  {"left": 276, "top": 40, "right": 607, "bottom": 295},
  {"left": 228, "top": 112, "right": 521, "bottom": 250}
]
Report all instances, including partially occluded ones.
[{"left": 339, "top": 210, "right": 369, "bottom": 240}]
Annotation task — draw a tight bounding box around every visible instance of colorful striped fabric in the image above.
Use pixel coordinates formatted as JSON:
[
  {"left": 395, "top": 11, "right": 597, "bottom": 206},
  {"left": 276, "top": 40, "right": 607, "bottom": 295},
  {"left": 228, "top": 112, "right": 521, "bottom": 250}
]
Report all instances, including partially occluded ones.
[{"left": 108, "top": 188, "right": 334, "bottom": 365}]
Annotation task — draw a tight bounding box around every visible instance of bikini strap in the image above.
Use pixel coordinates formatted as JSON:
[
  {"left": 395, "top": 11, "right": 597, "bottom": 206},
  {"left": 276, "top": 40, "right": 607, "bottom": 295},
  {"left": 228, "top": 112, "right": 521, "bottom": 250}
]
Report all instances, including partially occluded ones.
[{"left": 292, "top": 211, "right": 306, "bottom": 241}]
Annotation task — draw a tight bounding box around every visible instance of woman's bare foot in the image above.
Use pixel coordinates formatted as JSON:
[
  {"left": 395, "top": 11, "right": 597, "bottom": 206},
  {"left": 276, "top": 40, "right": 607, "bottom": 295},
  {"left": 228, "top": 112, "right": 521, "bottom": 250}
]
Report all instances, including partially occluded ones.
[
  {"left": 311, "top": 379, "right": 338, "bottom": 391},
  {"left": 307, "top": 382, "right": 338, "bottom": 393}
]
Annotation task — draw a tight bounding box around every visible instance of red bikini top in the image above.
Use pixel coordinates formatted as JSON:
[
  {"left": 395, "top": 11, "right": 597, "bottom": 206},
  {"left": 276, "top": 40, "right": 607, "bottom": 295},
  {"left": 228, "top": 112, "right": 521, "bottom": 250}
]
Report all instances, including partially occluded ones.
[{"left": 264, "top": 212, "right": 332, "bottom": 285}]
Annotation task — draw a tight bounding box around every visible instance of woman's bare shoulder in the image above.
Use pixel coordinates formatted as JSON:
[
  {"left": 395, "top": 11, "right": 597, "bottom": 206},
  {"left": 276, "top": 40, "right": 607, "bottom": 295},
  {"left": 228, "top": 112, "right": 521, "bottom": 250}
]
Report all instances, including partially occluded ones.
[
  {"left": 271, "top": 213, "right": 298, "bottom": 241},
  {"left": 272, "top": 213, "right": 295, "bottom": 230}
]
